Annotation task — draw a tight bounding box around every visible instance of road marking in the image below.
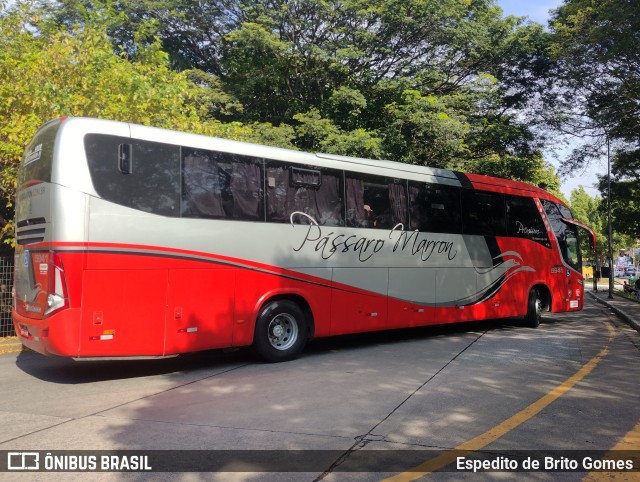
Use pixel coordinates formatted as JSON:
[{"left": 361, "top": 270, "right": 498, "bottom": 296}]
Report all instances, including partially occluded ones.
[
  {"left": 582, "top": 421, "right": 640, "bottom": 482},
  {"left": 382, "top": 322, "right": 617, "bottom": 482}
]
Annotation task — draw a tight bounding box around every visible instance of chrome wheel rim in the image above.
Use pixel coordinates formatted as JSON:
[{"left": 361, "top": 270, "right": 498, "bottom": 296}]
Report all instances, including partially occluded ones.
[{"left": 268, "top": 313, "right": 298, "bottom": 351}]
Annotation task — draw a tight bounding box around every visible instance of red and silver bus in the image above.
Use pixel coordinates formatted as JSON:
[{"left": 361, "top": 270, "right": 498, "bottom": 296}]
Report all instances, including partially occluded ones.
[{"left": 13, "top": 117, "right": 595, "bottom": 362}]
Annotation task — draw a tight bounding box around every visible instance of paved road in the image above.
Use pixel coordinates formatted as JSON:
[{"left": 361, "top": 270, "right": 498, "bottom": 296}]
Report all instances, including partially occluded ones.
[{"left": 1, "top": 295, "right": 639, "bottom": 481}]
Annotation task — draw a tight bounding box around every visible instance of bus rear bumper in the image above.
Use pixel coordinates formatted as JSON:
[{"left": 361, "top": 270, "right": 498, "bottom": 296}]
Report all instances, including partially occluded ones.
[{"left": 12, "top": 309, "right": 80, "bottom": 357}]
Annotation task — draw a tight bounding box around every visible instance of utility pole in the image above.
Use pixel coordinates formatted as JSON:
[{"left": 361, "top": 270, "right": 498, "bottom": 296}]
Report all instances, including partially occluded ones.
[{"left": 607, "top": 136, "right": 614, "bottom": 299}]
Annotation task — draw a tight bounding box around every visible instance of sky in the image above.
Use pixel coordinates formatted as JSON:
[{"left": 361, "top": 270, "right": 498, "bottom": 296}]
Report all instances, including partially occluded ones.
[
  {"left": 497, "top": 0, "right": 561, "bottom": 24},
  {"left": 496, "top": 0, "right": 604, "bottom": 200}
]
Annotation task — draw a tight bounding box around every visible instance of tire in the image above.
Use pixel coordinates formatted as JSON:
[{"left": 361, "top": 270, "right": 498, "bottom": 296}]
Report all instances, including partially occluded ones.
[
  {"left": 524, "top": 289, "right": 542, "bottom": 328},
  {"left": 253, "top": 300, "right": 308, "bottom": 363}
]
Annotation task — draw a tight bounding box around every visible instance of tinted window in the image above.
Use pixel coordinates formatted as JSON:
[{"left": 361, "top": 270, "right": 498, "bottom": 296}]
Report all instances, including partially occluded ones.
[
  {"left": 542, "top": 199, "right": 564, "bottom": 235},
  {"left": 345, "top": 173, "right": 407, "bottom": 229},
  {"left": 409, "top": 182, "right": 461, "bottom": 233},
  {"left": 85, "top": 134, "right": 180, "bottom": 216},
  {"left": 462, "top": 190, "right": 506, "bottom": 236},
  {"left": 266, "top": 162, "right": 344, "bottom": 226},
  {"left": 19, "top": 120, "right": 60, "bottom": 186},
  {"left": 541, "top": 199, "right": 582, "bottom": 270},
  {"left": 564, "top": 227, "right": 580, "bottom": 268},
  {"left": 182, "top": 148, "right": 264, "bottom": 221},
  {"left": 506, "top": 195, "right": 550, "bottom": 248},
  {"left": 558, "top": 203, "right": 573, "bottom": 219}
]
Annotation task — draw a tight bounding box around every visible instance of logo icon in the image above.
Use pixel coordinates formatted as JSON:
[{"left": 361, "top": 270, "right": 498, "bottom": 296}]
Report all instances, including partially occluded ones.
[{"left": 7, "top": 452, "right": 39, "bottom": 470}]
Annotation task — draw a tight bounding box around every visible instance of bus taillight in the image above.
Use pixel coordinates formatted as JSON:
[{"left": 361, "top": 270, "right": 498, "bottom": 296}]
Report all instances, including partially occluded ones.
[{"left": 45, "top": 252, "right": 68, "bottom": 316}]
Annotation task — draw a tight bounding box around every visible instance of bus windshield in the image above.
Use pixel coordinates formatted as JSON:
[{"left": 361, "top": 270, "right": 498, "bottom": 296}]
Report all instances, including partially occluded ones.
[{"left": 541, "top": 199, "right": 582, "bottom": 272}]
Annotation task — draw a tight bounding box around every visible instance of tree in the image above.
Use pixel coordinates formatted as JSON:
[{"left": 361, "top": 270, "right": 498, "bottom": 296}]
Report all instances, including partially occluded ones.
[
  {"left": 547, "top": 0, "right": 640, "bottom": 251},
  {"left": 548, "top": 0, "right": 640, "bottom": 174},
  {"left": 597, "top": 151, "right": 640, "bottom": 240},
  {"left": 0, "top": 2, "right": 283, "bottom": 245},
  {"left": 43, "top": 0, "right": 557, "bottom": 187}
]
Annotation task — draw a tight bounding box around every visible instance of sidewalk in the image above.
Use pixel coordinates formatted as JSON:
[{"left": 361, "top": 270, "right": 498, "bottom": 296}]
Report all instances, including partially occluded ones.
[
  {"left": 0, "top": 336, "right": 23, "bottom": 355},
  {"left": 587, "top": 286, "right": 640, "bottom": 332}
]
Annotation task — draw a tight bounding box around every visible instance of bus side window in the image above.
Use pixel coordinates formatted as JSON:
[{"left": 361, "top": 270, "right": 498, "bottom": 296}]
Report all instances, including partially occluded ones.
[
  {"left": 506, "top": 195, "right": 550, "bottom": 247},
  {"left": 181, "top": 148, "right": 264, "bottom": 221},
  {"left": 462, "top": 190, "right": 506, "bottom": 236},
  {"left": 182, "top": 150, "right": 226, "bottom": 218},
  {"left": 345, "top": 173, "right": 407, "bottom": 229},
  {"left": 230, "top": 160, "right": 263, "bottom": 220},
  {"left": 266, "top": 162, "right": 344, "bottom": 226},
  {"left": 85, "top": 135, "right": 180, "bottom": 217},
  {"left": 409, "top": 182, "right": 461, "bottom": 234}
]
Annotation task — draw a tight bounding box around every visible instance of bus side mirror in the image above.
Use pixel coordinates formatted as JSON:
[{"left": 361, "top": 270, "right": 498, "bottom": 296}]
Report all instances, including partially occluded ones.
[{"left": 118, "top": 144, "right": 132, "bottom": 174}]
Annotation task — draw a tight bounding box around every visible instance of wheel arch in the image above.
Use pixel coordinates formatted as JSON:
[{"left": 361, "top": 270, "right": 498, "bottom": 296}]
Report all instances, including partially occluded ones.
[
  {"left": 255, "top": 292, "right": 315, "bottom": 341},
  {"left": 531, "top": 283, "right": 552, "bottom": 312}
]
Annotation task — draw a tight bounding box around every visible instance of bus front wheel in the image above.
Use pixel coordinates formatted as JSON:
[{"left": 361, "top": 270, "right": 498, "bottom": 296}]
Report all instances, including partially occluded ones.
[
  {"left": 253, "top": 299, "right": 308, "bottom": 363},
  {"left": 524, "top": 289, "right": 542, "bottom": 328}
]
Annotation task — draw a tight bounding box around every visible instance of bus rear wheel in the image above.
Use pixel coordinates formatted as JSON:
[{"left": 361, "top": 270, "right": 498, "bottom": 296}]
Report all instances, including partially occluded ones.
[
  {"left": 524, "top": 289, "right": 542, "bottom": 328},
  {"left": 253, "top": 299, "right": 308, "bottom": 363}
]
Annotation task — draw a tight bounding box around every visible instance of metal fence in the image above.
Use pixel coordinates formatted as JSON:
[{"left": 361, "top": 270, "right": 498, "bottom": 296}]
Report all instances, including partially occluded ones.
[{"left": 0, "top": 257, "right": 14, "bottom": 337}]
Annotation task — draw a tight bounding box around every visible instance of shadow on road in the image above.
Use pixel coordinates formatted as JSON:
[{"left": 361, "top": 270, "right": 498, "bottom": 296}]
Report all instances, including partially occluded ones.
[
  {"left": 14, "top": 346, "right": 252, "bottom": 384},
  {"left": 14, "top": 310, "right": 581, "bottom": 385}
]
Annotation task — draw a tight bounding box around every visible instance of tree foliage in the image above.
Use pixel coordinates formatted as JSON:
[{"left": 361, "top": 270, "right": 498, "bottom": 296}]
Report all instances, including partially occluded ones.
[
  {"left": 548, "top": 0, "right": 640, "bottom": 168},
  {"left": 549, "top": 0, "right": 640, "bottom": 242},
  {"left": 0, "top": 0, "right": 569, "bottom": 244},
  {"left": 0, "top": 1, "right": 286, "bottom": 244},
  {"left": 597, "top": 151, "right": 640, "bottom": 240},
  {"left": 41, "top": 0, "right": 552, "bottom": 177}
]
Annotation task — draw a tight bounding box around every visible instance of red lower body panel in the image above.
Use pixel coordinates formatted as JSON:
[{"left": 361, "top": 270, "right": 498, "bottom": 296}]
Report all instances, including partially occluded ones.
[{"left": 13, "top": 242, "right": 582, "bottom": 358}]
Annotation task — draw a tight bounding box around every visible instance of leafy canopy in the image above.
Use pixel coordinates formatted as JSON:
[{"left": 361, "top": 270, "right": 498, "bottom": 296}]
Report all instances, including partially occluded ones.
[
  {"left": 0, "top": 0, "right": 568, "bottom": 243},
  {"left": 42, "top": 0, "right": 554, "bottom": 182}
]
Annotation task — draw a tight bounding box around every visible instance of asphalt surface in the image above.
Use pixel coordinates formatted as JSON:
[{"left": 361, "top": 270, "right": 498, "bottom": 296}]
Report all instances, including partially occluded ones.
[{"left": 1, "top": 285, "right": 639, "bottom": 481}]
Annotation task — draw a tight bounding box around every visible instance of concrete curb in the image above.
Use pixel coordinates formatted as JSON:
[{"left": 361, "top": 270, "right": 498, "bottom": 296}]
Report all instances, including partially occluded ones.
[{"left": 587, "top": 291, "right": 640, "bottom": 332}]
